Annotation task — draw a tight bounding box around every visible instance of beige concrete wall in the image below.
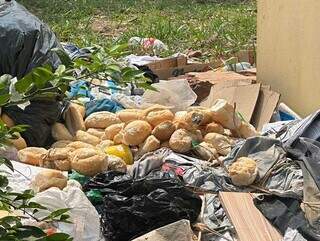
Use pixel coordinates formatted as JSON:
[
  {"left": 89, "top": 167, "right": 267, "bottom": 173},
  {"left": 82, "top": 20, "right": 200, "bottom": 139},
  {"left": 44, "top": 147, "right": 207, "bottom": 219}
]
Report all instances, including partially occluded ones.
[{"left": 257, "top": 0, "right": 320, "bottom": 117}]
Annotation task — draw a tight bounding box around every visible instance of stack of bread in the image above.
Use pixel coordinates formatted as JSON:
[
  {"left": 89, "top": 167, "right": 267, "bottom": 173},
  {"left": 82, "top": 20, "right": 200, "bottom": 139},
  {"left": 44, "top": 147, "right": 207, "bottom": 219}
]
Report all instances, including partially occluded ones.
[{"left": 15, "top": 99, "right": 260, "bottom": 178}]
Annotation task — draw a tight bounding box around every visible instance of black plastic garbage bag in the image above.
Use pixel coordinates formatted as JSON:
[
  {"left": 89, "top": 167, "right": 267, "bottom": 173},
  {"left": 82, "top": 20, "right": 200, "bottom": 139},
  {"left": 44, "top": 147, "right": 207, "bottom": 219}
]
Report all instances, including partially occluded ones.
[
  {"left": 0, "top": 0, "right": 61, "bottom": 79},
  {"left": 84, "top": 171, "right": 202, "bottom": 241}
]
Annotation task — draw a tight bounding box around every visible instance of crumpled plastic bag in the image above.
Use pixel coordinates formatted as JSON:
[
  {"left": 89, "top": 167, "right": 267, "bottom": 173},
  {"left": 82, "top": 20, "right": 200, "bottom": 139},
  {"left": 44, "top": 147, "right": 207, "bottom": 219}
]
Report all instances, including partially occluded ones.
[
  {"left": 84, "top": 171, "right": 202, "bottom": 241},
  {"left": 31, "top": 185, "right": 101, "bottom": 241},
  {"left": 142, "top": 80, "right": 197, "bottom": 112}
]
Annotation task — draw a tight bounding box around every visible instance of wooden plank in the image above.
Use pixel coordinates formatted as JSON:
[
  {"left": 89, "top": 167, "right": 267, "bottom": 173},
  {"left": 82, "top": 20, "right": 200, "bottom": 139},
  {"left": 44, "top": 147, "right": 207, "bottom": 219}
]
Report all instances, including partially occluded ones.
[
  {"left": 251, "top": 89, "right": 281, "bottom": 131},
  {"left": 219, "top": 192, "right": 282, "bottom": 241},
  {"left": 147, "top": 56, "right": 187, "bottom": 70}
]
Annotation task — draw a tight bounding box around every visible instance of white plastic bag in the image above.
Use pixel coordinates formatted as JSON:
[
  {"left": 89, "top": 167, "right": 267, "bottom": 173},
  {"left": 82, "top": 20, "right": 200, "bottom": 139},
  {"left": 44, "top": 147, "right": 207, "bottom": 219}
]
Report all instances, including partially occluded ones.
[
  {"left": 142, "top": 80, "right": 197, "bottom": 112},
  {"left": 31, "top": 185, "right": 101, "bottom": 241}
]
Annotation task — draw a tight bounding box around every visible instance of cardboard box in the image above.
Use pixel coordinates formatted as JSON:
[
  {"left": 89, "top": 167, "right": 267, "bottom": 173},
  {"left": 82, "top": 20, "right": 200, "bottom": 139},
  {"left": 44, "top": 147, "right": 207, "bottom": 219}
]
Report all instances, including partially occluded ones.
[{"left": 147, "top": 56, "right": 210, "bottom": 80}]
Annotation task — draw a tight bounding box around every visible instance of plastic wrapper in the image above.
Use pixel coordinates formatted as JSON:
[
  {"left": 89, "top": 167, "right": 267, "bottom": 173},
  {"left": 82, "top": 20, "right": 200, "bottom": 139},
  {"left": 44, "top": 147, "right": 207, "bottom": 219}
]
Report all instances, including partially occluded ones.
[{"left": 84, "top": 171, "right": 202, "bottom": 241}]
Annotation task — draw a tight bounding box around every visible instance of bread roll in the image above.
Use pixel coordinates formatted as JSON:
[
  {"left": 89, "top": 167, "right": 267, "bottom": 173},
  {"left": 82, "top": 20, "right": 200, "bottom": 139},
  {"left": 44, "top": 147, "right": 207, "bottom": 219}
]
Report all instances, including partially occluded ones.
[
  {"left": 107, "top": 155, "right": 126, "bottom": 173},
  {"left": 116, "top": 109, "right": 145, "bottom": 123},
  {"left": 75, "top": 130, "right": 100, "bottom": 146},
  {"left": 66, "top": 141, "right": 94, "bottom": 149},
  {"left": 185, "top": 109, "right": 212, "bottom": 126},
  {"left": 137, "top": 135, "right": 160, "bottom": 157},
  {"left": 161, "top": 141, "right": 170, "bottom": 148},
  {"left": 18, "top": 147, "right": 47, "bottom": 166},
  {"left": 205, "top": 122, "right": 224, "bottom": 135},
  {"left": 71, "top": 103, "right": 86, "bottom": 118},
  {"left": 151, "top": 121, "right": 176, "bottom": 141},
  {"left": 238, "top": 122, "right": 259, "bottom": 138},
  {"left": 204, "top": 133, "right": 233, "bottom": 156},
  {"left": 143, "top": 104, "right": 169, "bottom": 115},
  {"left": 33, "top": 170, "right": 67, "bottom": 192},
  {"left": 52, "top": 123, "right": 74, "bottom": 141},
  {"left": 146, "top": 109, "right": 174, "bottom": 127},
  {"left": 174, "top": 111, "right": 187, "bottom": 122},
  {"left": 69, "top": 148, "right": 108, "bottom": 176},
  {"left": 9, "top": 133, "right": 27, "bottom": 150},
  {"left": 85, "top": 111, "right": 121, "bottom": 129},
  {"left": 1, "top": 113, "right": 15, "bottom": 127},
  {"left": 42, "top": 147, "right": 74, "bottom": 171},
  {"left": 194, "top": 142, "right": 218, "bottom": 163},
  {"left": 51, "top": 140, "right": 72, "bottom": 148},
  {"left": 210, "top": 99, "right": 241, "bottom": 130},
  {"left": 86, "top": 128, "right": 105, "bottom": 139},
  {"left": 96, "top": 140, "right": 114, "bottom": 151},
  {"left": 64, "top": 103, "right": 86, "bottom": 136},
  {"left": 104, "top": 123, "right": 125, "bottom": 140},
  {"left": 123, "top": 120, "right": 152, "bottom": 145},
  {"left": 169, "top": 129, "right": 193, "bottom": 153},
  {"left": 113, "top": 131, "right": 125, "bottom": 145},
  {"left": 228, "top": 157, "right": 257, "bottom": 186}
]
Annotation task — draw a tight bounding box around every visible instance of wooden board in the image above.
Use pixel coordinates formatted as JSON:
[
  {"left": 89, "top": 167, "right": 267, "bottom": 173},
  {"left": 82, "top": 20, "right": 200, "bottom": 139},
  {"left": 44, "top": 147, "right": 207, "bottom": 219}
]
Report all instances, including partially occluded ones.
[
  {"left": 201, "top": 83, "right": 261, "bottom": 123},
  {"left": 251, "top": 89, "right": 281, "bottom": 130},
  {"left": 147, "top": 56, "right": 187, "bottom": 70},
  {"left": 219, "top": 192, "right": 282, "bottom": 241}
]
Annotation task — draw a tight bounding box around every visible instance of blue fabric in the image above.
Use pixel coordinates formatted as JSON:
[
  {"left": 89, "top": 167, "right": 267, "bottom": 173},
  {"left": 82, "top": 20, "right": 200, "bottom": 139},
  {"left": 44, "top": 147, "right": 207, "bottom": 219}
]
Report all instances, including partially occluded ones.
[
  {"left": 280, "top": 110, "right": 296, "bottom": 121},
  {"left": 68, "top": 80, "right": 93, "bottom": 99},
  {"left": 85, "top": 99, "right": 123, "bottom": 117}
]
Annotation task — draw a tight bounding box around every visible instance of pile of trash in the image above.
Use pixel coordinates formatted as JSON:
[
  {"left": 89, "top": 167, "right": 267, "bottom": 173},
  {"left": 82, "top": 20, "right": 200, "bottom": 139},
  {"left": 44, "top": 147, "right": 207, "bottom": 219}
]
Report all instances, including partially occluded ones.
[{"left": 1, "top": 1, "right": 320, "bottom": 241}]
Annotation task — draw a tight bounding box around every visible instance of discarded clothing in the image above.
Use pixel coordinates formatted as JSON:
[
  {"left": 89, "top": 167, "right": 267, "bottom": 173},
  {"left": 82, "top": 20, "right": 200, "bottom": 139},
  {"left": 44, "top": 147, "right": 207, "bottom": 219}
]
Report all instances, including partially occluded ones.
[
  {"left": 85, "top": 98, "right": 123, "bottom": 117},
  {"left": 68, "top": 80, "right": 93, "bottom": 99},
  {"left": 0, "top": 0, "right": 61, "bottom": 79},
  {"left": 254, "top": 195, "right": 320, "bottom": 241},
  {"left": 3, "top": 100, "right": 62, "bottom": 147},
  {"left": 61, "top": 42, "right": 93, "bottom": 60},
  {"left": 84, "top": 171, "right": 202, "bottom": 241}
]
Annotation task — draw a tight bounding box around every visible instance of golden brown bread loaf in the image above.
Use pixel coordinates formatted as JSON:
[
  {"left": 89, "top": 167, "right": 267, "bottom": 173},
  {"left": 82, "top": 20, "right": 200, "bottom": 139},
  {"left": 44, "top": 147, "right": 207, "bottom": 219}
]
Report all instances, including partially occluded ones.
[
  {"left": 18, "top": 147, "right": 48, "bottom": 166},
  {"left": 169, "top": 129, "right": 193, "bottom": 153},
  {"left": 113, "top": 131, "right": 125, "bottom": 145},
  {"left": 228, "top": 157, "right": 257, "bottom": 186},
  {"left": 210, "top": 99, "right": 242, "bottom": 130},
  {"left": 51, "top": 140, "right": 73, "bottom": 148},
  {"left": 96, "top": 140, "right": 114, "bottom": 151},
  {"left": 71, "top": 103, "right": 86, "bottom": 118},
  {"left": 51, "top": 123, "right": 74, "bottom": 141},
  {"left": 86, "top": 128, "right": 105, "bottom": 139},
  {"left": 174, "top": 111, "right": 187, "bottom": 122},
  {"left": 204, "top": 133, "right": 233, "bottom": 156},
  {"left": 32, "top": 170, "right": 67, "bottom": 192},
  {"left": 9, "top": 133, "right": 27, "bottom": 150},
  {"left": 66, "top": 141, "right": 94, "bottom": 149},
  {"left": 238, "top": 122, "right": 260, "bottom": 138},
  {"left": 123, "top": 120, "right": 152, "bottom": 145},
  {"left": 194, "top": 142, "right": 218, "bottom": 163},
  {"left": 116, "top": 109, "right": 145, "bottom": 123},
  {"left": 107, "top": 155, "right": 127, "bottom": 173},
  {"left": 42, "top": 147, "right": 74, "bottom": 171},
  {"left": 145, "top": 109, "right": 174, "bottom": 127},
  {"left": 185, "top": 109, "right": 212, "bottom": 126},
  {"left": 104, "top": 123, "right": 125, "bottom": 140},
  {"left": 64, "top": 103, "right": 86, "bottom": 136},
  {"left": 205, "top": 122, "right": 224, "bottom": 135},
  {"left": 69, "top": 148, "right": 108, "bottom": 176},
  {"left": 75, "top": 130, "right": 100, "bottom": 146},
  {"left": 85, "top": 111, "right": 121, "bottom": 129},
  {"left": 151, "top": 121, "right": 176, "bottom": 141},
  {"left": 137, "top": 135, "right": 160, "bottom": 157}
]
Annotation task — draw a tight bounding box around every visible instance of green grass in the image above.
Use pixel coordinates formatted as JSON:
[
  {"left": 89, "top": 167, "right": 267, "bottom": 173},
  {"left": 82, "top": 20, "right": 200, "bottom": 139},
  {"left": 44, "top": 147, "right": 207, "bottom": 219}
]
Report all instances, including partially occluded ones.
[{"left": 18, "top": 0, "right": 256, "bottom": 61}]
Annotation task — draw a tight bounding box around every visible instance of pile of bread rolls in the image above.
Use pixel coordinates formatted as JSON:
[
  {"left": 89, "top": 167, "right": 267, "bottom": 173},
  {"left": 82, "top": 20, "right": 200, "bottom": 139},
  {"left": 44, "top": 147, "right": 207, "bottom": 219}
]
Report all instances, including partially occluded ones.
[{"left": 16, "top": 99, "right": 259, "bottom": 178}]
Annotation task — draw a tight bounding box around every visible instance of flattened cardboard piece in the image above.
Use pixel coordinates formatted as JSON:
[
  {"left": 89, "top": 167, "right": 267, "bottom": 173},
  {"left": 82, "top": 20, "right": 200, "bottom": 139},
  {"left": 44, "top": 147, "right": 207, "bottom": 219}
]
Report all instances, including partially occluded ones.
[
  {"left": 185, "top": 70, "right": 255, "bottom": 85},
  {"left": 219, "top": 192, "right": 283, "bottom": 241},
  {"left": 252, "top": 89, "right": 280, "bottom": 131},
  {"left": 147, "top": 56, "right": 187, "bottom": 70},
  {"left": 151, "top": 63, "right": 210, "bottom": 80},
  {"left": 201, "top": 83, "right": 261, "bottom": 123}
]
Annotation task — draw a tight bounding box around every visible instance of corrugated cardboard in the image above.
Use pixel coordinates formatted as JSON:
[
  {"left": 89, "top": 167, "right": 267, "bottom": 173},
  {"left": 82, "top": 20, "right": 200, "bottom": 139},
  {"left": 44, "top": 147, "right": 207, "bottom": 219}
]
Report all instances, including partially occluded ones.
[
  {"left": 252, "top": 88, "right": 281, "bottom": 131},
  {"left": 201, "top": 83, "right": 261, "bottom": 123}
]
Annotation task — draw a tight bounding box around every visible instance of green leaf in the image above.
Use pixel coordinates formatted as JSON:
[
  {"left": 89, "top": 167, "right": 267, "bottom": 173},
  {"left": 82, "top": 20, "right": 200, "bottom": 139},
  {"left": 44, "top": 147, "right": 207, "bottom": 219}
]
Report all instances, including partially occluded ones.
[
  {"left": 0, "top": 175, "right": 8, "bottom": 188},
  {"left": 41, "top": 208, "right": 71, "bottom": 222},
  {"left": 0, "top": 94, "right": 10, "bottom": 106},
  {"left": 106, "top": 64, "right": 121, "bottom": 72},
  {"left": 13, "top": 190, "right": 34, "bottom": 201},
  {"left": 18, "top": 202, "right": 47, "bottom": 210},
  {"left": 55, "top": 65, "right": 66, "bottom": 76},
  {"left": 15, "top": 225, "right": 46, "bottom": 239},
  {"left": 0, "top": 158, "right": 14, "bottom": 172},
  {"left": 136, "top": 83, "right": 158, "bottom": 91},
  {"left": 51, "top": 48, "right": 73, "bottom": 68}
]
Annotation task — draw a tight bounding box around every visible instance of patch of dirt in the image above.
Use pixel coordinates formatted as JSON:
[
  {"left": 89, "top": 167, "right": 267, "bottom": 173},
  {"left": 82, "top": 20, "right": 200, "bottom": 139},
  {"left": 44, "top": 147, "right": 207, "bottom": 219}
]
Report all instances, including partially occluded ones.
[{"left": 91, "top": 16, "right": 127, "bottom": 37}]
